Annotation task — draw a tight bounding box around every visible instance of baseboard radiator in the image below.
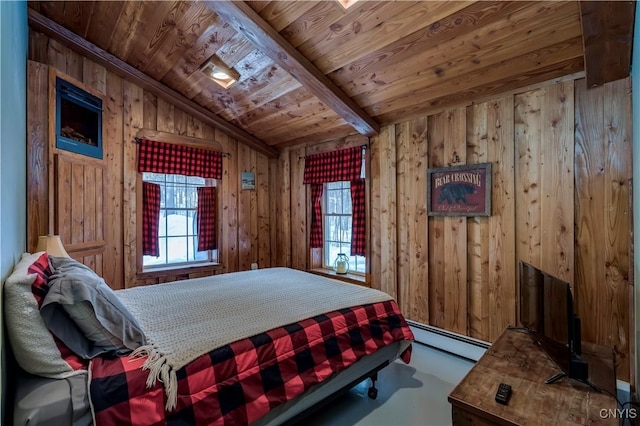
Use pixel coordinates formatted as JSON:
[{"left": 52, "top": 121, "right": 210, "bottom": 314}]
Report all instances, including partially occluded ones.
[{"left": 408, "top": 321, "right": 489, "bottom": 362}]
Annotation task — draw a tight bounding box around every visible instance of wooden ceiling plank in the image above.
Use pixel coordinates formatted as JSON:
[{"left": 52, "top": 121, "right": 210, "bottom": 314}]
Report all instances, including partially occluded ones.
[
  {"left": 213, "top": 68, "right": 302, "bottom": 117},
  {"left": 378, "top": 58, "right": 585, "bottom": 125},
  {"left": 27, "top": 8, "right": 278, "bottom": 158},
  {"left": 312, "top": 1, "right": 474, "bottom": 74},
  {"left": 368, "top": 39, "right": 584, "bottom": 121},
  {"left": 84, "top": 1, "right": 125, "bottom": 52},
  {"left": 236, "top": 88, "right": 327, "bottom": 130},
  {"left": 338, "top": 2, "right": 578, "bottom": 98},
  {"left": 255, "top": 1, "right": 318, "bottom": 32},
  {"left": 230, "top": 86, "right": 315, "bottom": 128},
  {"left": 255, "top": 103, "right": 343, "bottom": 137},
  {"left": 351, "top": 12, "right": 582, "bottom": 108},
  {"left": 245, "top": 1, "right": 271, "bottom": 15},
  {"left": 107, "top": 1, "right": 147, "bottom": 59},
  {"left": 279, "top": 1, "right": 345, "bottom": 48},
  {"left": 349, "top": 16, "right": 581, "bottom": 104},
  {"left": 297, "top": 1, "right": 417, "bottom": 66},
  {"left": 260, "top": 109, "right": 348, "bottom": 142},
  {"left": 223, "top": 49, "right": 272, "bottom": 85},
  {"left": 61, "top": 1, "right": 94, "bottom": 39},
  {"left": 189, "top": 60, "right": 297, "bottom": 120},
  {"left": 579, "top": 1, "right": 635, "bottom": 88},
  {"left": 175, "top": 71, "right": 209, "bottom": 101},
  {"left": 141, "top": 3, "right": 217, "bottom": 80},
  {"left": 272, "top": 124, "right": 358, "bottom": 149},
  {"left": 263, "top": 113, "right": 348, "bottom": 144},
  {"left": 38, "top": 1, "right": 66, "bottom": 27},
  {"left": 126, "top": 1, "right": 189, "bottom": 70},
  {"left": 216, "top": 32, "right": 258, "bottom": 67},
  {"left": 331, "top": 1, "right": 535, "bottom": 85},
  {"left": 204, "top": 0, "right": 379, "bottom": 137}
]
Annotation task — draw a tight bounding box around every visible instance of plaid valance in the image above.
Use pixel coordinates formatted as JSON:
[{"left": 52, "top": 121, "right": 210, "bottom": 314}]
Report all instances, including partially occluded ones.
[
  {"left": 138, "top": 138, "right": 222, "bottom": 179},
  {"left": 303, "top": 146, "right": 363, "bottom": 184}
]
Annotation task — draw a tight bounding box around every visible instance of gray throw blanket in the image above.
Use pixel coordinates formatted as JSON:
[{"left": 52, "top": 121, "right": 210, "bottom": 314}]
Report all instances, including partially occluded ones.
[{"left": 115, "top": 268, "right": 392, "bottom": 410}]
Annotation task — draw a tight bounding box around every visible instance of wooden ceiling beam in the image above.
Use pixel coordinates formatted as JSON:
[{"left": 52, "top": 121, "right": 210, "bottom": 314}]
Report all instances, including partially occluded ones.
[
  {"left": 205, "top": 0, "right": 380, "bottom": 137},
  {"left": 579, "top": 1, "right": 635, "bottom": 88},
  {"left": 27, "top": 8, "right": 279, "bottom": 159}
]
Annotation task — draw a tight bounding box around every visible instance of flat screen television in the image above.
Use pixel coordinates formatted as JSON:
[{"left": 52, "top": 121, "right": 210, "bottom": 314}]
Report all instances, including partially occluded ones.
[{"left": 519, "top": 261, "right": 588, "bottom": 383}]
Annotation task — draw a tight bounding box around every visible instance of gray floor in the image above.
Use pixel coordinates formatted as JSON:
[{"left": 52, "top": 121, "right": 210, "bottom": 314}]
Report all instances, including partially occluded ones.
[{"left": 302, "top": 343, "right": 475, "bottom": 426}]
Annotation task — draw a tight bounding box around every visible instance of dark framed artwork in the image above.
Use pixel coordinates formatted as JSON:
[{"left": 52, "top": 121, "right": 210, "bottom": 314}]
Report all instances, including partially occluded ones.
[{"left": 427, "top": 162, "right": 492, "bottom": 217}]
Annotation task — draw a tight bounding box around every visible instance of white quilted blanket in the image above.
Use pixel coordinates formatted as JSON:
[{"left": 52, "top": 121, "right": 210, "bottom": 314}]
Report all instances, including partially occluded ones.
[{"left": 115, "top": 267, "right": 392, "bottom": 410}]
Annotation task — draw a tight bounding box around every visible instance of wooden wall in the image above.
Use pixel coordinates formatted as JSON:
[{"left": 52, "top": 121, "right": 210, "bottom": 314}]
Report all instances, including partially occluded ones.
[
  {"left": 276, "top": 76, "right": 633, "bottom": 381},
  {"left": 390, "top": 78, "right": 631, "bottom": 380},
  {"left": 27, "top": 32, "right": 274, "bottom": 289}
]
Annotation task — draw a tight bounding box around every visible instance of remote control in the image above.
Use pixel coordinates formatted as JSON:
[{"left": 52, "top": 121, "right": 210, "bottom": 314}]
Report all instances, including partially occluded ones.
[{"left": 495, "top": 383, "right": 512, "bottom": 405}]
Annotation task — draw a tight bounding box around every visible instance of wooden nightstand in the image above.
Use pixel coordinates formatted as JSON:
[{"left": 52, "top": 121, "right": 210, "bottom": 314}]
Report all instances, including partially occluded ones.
[{"left": 448, "top": 328, "right": 618, "bottom": 425}]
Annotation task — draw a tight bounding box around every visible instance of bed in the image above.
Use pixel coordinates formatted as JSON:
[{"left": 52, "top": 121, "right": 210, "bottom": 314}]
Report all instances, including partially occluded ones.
[{"left": 4, "top": 252, "right": 414, "bottom": 426}]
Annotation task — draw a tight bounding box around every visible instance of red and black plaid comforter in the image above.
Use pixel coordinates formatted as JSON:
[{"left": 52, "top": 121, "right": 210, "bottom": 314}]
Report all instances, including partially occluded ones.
[{"left": 90, "top": 300, "right": 414, "bottom": 426}]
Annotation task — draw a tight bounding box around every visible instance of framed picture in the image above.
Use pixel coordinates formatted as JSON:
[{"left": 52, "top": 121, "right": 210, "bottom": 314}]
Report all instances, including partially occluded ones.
[
  {"left": 427, "top": 162, "right": 491, "bottom": 217},
  {"left": 241, "top": 171, "right": 255, "bottom": 190}
]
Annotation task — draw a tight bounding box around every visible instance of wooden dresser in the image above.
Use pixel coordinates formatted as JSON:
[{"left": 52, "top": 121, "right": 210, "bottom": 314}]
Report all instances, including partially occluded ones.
[{"left": 448, "top": 328, "right": 618, "bottom": 425}]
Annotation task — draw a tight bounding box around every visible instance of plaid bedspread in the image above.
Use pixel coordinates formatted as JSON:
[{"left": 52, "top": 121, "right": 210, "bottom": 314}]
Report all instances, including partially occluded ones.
[{"left": 90, "top": 300, "right": 414, "bottom": 426}]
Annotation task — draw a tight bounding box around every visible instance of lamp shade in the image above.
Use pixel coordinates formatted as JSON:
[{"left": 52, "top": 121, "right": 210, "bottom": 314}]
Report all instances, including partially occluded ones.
[{"left": 36, "top": 235, "right": 70, "bottom": 258}]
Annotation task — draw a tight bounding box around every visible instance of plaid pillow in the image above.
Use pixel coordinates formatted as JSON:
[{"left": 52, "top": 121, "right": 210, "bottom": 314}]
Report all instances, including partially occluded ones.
[
  {"left": 27, "top": 253, "right": 87, "bottom": 371},
  {"left": 29, "top": 252, "right": 51, "bottom": 307}
]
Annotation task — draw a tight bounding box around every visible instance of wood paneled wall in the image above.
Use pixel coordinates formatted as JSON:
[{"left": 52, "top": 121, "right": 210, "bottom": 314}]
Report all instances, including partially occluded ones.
[
  {"left": 275, "top": 76, "right": 632, "bottom": 381},
  {"left": 385, "top": 78, "right": 631, "bottom": 380},
  {"left": 27, "top": 31, "right": 274, "bottom": 289}
]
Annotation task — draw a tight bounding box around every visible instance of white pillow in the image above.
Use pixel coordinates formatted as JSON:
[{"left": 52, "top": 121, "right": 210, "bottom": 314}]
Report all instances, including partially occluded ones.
[{"left": 3, "top": 252, "right": 76, "bottom": 378}]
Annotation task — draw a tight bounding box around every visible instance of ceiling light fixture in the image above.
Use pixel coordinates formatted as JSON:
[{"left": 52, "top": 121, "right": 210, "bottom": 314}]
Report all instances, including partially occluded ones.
[
  {"left": 199, "top": 54, "right": 240, "bottom": 89},
  {"left": 337, "top": 0, "right": 360, "bottom": 9},
  {"left": 212, "top": 71, "right": 230, "bottom": 80}
]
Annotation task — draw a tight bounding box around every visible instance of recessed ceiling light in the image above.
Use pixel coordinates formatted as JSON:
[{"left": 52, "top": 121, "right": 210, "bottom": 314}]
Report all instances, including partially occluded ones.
[
  {"left": 337, "top": 0, "right": 360, "bottom": 9},
  {"left": 212, "top": 71, "right": 230, "bottom": 80},
  {"left": 199, "top": 54, "right": 240, "bottom": 89}
]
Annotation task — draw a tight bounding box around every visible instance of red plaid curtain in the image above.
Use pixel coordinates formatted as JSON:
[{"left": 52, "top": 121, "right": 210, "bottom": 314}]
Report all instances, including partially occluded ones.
[
  {"left": 142, "top": 182, "right": 161, "bottom": 256},
  {"left": 310, "top": 184, "right": 324, "bottom": 248},
  {"left": 197, "top": 187, "right": 217, "bottom": 251},
  {"left": 303, "top": 146, "right": 365, "bottom": 255},
  {"left": 137, "top": 138, "right": 222, "bottom": 179},
  {"left": 350, "top": 179, "right": 366, "bottom": 256}
]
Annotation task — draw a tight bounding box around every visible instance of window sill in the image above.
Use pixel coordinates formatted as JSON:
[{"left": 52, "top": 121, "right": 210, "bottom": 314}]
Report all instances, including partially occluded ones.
[
  {"left": 309, "top": 268, "right": 368, "bottom": 287},
  {"left": 138, "top": 262, "right": 223, "bottom": 279}
]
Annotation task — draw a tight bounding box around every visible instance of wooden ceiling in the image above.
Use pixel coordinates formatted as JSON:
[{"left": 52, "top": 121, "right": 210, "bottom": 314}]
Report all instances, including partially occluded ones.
[{"left": 27, "top": 1, "right": 635, "bottom": 157}]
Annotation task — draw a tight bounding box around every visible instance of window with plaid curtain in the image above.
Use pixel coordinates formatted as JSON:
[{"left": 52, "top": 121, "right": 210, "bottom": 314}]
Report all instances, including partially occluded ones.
[
  {"left": 303, "top": 146, "right": 366, "bottom": 258},
  {"left": 138, "top": 139, "right": 222, "bottom": 266}
]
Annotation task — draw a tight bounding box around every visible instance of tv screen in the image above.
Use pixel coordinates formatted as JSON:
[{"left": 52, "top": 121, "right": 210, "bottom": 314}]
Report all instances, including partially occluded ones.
[{"left": 519, "top": 261, "right": 586, "bottom": 382}]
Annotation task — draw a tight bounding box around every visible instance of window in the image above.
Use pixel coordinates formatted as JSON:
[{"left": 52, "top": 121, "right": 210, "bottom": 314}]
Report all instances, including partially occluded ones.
[
  {"left": 323, "top": 181, "right": 366, "bottom": 274},
  {"left": 142, "top": 172, "right": 217, "bottom": 268}
]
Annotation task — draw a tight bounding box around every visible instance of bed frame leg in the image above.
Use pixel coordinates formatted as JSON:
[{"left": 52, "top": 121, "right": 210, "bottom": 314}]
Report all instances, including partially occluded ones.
[{"left": 367, "top": 372, "right": 378, "bottom": 399}]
